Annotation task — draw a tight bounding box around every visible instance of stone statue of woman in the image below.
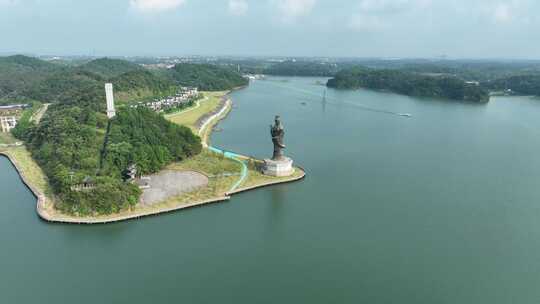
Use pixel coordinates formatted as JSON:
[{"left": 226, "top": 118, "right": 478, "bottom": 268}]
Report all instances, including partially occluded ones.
[
  {"left": 270, "top": 115, "right": 286, "bottom": 160},
  {"left": 264, "top": 115, "right": 294, "bottom": 177}
]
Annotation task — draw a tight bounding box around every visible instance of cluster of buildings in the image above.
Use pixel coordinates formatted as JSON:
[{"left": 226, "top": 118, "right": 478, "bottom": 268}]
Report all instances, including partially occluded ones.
[
  {"left": 132, "top": 87, "right": 199, "bottom": 112},
  {"left": 0, "top": 116, "right": 17, "bottom": 133},
  {"left": 0, "top": 104, "right": 29, "bottom": 133}
]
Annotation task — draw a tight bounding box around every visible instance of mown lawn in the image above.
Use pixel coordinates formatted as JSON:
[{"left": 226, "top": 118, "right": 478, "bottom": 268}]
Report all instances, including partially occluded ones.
[
  {"left": 153, "top": 150, "right": 242, "bottom": 205},
  {"left": 165, "top": 91, "right": 226, "bottom": 131},
  {"left": 0, "top": 132, "right": 16, "bottom": 145}
]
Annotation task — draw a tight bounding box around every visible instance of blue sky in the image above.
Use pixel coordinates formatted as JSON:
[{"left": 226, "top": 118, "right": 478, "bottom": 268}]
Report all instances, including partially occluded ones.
[{"left": 1, "top": 0, "right": 539, "bottom": 58}]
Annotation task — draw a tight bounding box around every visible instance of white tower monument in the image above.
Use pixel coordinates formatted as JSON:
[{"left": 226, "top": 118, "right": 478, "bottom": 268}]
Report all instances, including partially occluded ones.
[{"left": 105, "top": 83, "right": 116, "bottom": 119}]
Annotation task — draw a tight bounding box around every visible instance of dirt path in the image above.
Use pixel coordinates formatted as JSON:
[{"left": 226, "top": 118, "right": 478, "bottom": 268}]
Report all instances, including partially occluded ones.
[{"left": 30, "top": 103, "right": 50, "bottom": 123}]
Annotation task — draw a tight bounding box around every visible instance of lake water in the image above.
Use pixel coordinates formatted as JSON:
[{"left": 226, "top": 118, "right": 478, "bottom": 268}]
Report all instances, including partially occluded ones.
[{"left": 3, "top": 76, "right": 540, "bottom": 303}]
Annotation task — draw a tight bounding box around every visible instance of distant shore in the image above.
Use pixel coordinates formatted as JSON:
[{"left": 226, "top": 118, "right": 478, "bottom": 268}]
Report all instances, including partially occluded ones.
[{"left": 2, "top": 89, "right": 305, "bottom": 224}]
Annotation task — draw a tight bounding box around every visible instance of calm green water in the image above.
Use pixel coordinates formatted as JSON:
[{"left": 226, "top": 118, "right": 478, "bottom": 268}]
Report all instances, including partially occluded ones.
[{"left": 3, "top": 76, "right": 540, "bottom": 303}]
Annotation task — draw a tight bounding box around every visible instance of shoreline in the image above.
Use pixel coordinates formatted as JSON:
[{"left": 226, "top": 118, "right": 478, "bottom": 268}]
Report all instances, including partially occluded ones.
[
  {"left": 0, "top": 150, "right": 49, "bottom": 222},
  {"left": 2, "top": 89, "right": 306, "bottom": 224}
]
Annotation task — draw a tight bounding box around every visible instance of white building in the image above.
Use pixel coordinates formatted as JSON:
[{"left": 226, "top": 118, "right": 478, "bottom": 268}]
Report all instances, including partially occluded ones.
[
  {"left": 0, "top": 116, "right": 17, "bottom": 133},
  {"left": 105, "top": 83, "right": 116, "bottom": 119}
]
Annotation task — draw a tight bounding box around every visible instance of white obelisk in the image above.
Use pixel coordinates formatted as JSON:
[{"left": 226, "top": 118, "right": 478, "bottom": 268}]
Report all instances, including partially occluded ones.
[{"left": 105, "top": 83, "right": 116, "bottom": 119}]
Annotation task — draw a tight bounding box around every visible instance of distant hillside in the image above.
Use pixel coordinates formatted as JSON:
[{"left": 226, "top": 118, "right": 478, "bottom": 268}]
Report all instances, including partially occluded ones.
[
  {"left": 0, "top": 55, "right": 177, "bottom": 105},
  {"left": 78, "top": 58, "right": 143, "bottom": 78},
  {"left": 484, "top": 74, "right": 540, "bottom": 96},
  {"left": 168, "top": 63, "right": 248, "bottom": 91},
  {"left": 264, "top": 61, "right": 339, "bottom": 77},
  {"left": 0, "top": 55, "right": 64, "bottom": 103},
  {"left": 0, "top": 55, "right": 58, "bottom": 70},
  {"left": 327, "top": 67, "right": 490, "bottom": 102},
  {"left": 111, "top": 70, "right": 176, "bottom": 102},
  {"left": 23, "top": 70, "right": 103, "bottom": 103}
]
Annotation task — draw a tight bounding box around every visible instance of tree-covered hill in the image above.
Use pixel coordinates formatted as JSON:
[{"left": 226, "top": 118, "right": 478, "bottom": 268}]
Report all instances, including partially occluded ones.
[
  {"left": 111, "top": 70, "right": 176, "bottom": 102},
  {"left": 0, "top": 55, "right": 64, "bottom": 103},
  {"left": 263, "top": 61, "right": 340, "bottom": 77},
  {"left": 168, "top": 63, "right": 248, "bottom": 91},
  {"left": 104, "top": 108, "right": 202, "bottom": 175},
  {"left": 0, "top": 55, "right": 178, "bottom": 105},
  {"left": 0, "top": 54, "right": 58, "bottom": 70},
  {"left": 14, "top": 102, "right": 202, "bottom": 215},
  {"left": 23, "top": 70, "right": 104, "bottom": 103},
  {"left": 77, "top": 58, "right": 144, "bottom": 78},
  {"left": 327, "top": 67, "right": 490, "bottom": 102}
]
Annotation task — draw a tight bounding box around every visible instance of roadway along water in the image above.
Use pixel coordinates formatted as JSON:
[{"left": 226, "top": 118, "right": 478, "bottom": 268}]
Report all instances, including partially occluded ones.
[{"left": 2, "top": 76, "right": 540, "bottom": 303}]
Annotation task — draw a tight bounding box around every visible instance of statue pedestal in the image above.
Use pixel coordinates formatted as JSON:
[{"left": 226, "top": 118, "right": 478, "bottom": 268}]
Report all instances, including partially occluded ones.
[{"left": 263, "top": 157, "right": 294, "bottom": 177}]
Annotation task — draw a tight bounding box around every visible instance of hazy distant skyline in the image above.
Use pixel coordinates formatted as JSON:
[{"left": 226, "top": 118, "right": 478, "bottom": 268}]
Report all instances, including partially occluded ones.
[{"left": 1, "top": 0, "right": 539, "bottom": 59}]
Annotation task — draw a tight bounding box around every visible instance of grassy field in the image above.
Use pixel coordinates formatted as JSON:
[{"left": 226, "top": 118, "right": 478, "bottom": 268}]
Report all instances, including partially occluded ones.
[
  {"left": 154, "top": 150, "right": 242, "bottom": 205},
  {"left": 0, "top": 146, "right": 55, "bottom": 201},
  {"left": 0, "top": 132, "right": 16, "bottom": 145},
  {"left": 165, "top": 91, "right": 226, "bottom": 131}
]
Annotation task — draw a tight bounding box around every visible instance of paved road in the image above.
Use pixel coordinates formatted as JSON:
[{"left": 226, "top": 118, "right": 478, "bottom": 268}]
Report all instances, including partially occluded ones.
[{"left": 141, "top": 170, "right": 209, "bottom": 205}]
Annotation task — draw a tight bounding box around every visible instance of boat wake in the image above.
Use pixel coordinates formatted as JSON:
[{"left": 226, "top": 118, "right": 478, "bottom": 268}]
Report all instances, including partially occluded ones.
[{"left": 262, "top": 79, "right": 413, "bottom": 118}]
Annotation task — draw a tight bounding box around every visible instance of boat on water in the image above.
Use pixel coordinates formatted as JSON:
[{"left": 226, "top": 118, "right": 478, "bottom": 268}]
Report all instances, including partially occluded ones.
[{"left": 398, "top": 113, "right": 412, "bottom": 117}]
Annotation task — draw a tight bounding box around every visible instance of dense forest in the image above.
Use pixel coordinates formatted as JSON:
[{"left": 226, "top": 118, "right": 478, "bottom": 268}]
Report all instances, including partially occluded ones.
[
  {"left": 167, "top": 63, "right": 248, "bottom": 91},
  {"left": 104, "top": 108, "right": 201, "bottom": 175},
  {"left": 327, "top": 67, "right": 490, "bottom": 102},
  {"left": 111, "top": 70, "right": 177, "bottom": 102},
  {"left": 77, "top": 58, "right": 143, "bottom": 78},
  {"left": 0, "top": 55, "right": 63, "bottom": 104},
  {"left": 483, "top": 74, "right": 540, "bottom": 96}
]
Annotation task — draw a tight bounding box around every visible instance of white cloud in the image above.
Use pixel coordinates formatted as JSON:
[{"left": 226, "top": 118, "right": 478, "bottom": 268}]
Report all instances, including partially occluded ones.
[
  {"left": 493, "top": 3, "right": 511, "bottom": 23},
  {"left": 273, "top": 0, "right": 316, "bottom": 20},
  {"left": 0, "top": 0, "right": 18, "bottom": 5},
  {"left": 229, "top": 0, "right": 248, "bottom": 16},
  {"left": 130, "top": 0, "right": 186, "bottom": 13}
]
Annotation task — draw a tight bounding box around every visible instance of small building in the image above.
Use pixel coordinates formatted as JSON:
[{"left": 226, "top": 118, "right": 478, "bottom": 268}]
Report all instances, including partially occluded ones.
[{"left": 70, "top": 176, "right": 96, "bottom": 192}]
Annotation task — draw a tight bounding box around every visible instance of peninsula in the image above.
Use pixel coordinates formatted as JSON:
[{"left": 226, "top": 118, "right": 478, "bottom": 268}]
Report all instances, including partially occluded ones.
[{"left": 0, "top": 56, "right": 304, "bottom": 224}]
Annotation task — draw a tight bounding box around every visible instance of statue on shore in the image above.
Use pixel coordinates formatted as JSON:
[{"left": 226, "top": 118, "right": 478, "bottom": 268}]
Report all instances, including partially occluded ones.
[
  {"left": 264, "top": 115, "right": 293, "bottom": 177},
  {"left": 270, "top": 115, "right": 286, "bottom": 160}
]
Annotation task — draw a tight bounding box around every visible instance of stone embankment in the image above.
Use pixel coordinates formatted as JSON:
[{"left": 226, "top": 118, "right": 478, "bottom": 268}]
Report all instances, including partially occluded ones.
[
  {"left": 196, "top": 96, "right": 229, "bottom": 131},
  {"left": 0, "top": 151, "right": 49, "bottom": 222}
]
